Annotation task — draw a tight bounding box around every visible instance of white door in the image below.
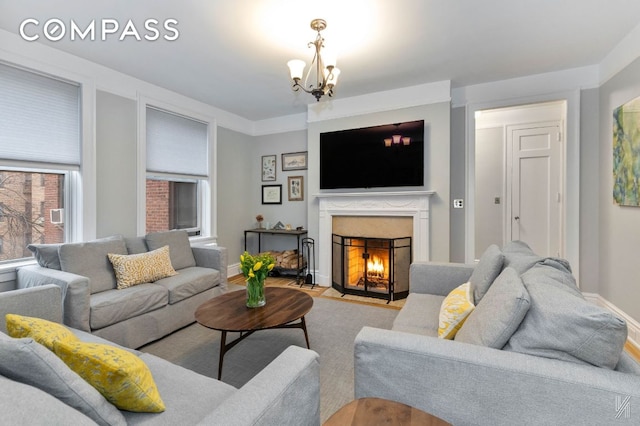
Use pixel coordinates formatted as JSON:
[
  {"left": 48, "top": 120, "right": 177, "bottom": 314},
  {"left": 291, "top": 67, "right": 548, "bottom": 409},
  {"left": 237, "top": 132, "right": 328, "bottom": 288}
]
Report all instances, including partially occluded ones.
[{"left": 507, "top": 122, "right": 562, "bottom": 257}]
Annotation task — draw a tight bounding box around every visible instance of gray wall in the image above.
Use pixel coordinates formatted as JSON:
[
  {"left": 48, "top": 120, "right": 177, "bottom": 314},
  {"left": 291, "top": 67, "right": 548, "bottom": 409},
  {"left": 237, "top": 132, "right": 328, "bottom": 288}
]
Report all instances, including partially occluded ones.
[
  {"left": 95, "top": 91, "right": 138, "bottom": 238},
  {"left": 598, "top": 57, "right": 640, "bottom": 321},
  {"left": 247, "top": 130, "right": 308, "bottom": 253},
  {"left": 216, "top": 126, "right": 253, "bottom": 263},
  {"left": 307, "top": 103, "right": 451, "bottom": 262},
  {"left": 578, "top": 88, "right": 600, "bottom": 294},
  {"left": 475, "top": 127, "right": 505, "bottom": 257},
  {"left": 450, "top": 107, "right": 466, "bottom": 262}
]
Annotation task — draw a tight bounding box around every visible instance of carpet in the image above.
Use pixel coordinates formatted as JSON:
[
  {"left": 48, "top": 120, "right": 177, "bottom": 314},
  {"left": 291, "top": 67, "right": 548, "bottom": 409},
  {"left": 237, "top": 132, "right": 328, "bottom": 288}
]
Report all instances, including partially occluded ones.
[{"left": 140, "top": 285, "right": 398, "bottom": 422}]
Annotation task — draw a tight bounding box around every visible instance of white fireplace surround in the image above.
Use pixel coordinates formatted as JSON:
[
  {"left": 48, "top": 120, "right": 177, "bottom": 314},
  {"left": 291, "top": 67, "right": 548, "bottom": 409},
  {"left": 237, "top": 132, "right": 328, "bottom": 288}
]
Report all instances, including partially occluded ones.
[{"left": 316, "top": 191, "right": 435, "bottom": 286}]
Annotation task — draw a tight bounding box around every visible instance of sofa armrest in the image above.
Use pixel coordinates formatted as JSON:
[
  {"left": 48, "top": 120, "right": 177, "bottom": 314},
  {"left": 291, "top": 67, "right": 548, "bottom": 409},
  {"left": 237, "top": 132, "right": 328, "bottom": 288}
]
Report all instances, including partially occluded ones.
[
  {"left": 0, "top": 285, "right": 63, "bottom": 333},
  {"left": 17, "top": 265, "right": 91, "bottom": 332},
  {"left": 355, "top": 327, "right": 640, "bottom": 426},
  {"left": 202, "top": 346, "right": 320, "bottom": 426},
  {"left": 409, "top": 261, "right": 475, "bottom": 296},
  {"left": 191, "top": 245, "right": 228, "bottom": 290}
]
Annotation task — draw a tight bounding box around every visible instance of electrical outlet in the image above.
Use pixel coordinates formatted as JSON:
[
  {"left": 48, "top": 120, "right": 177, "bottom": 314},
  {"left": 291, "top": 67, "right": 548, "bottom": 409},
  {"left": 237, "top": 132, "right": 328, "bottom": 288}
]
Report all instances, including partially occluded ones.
[{"left": 453, "top": 199, "right": 464, "bottom": 209}]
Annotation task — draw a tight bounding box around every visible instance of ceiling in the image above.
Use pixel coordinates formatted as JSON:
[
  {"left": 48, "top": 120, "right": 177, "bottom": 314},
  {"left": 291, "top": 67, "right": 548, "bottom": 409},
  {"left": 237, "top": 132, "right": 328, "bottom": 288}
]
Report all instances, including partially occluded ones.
[{"left": 1, "top": 0, "right": 640, "bottom": 121}]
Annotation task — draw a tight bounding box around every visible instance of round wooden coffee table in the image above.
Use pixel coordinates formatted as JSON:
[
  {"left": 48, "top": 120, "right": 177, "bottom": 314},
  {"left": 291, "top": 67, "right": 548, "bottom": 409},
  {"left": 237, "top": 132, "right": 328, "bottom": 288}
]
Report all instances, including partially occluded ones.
[
  {"left": 195, "top": 286, "right": 313, "bottom": 379},
  {"left": 324, "top": 397, "right": 451, "bottom": 426}
]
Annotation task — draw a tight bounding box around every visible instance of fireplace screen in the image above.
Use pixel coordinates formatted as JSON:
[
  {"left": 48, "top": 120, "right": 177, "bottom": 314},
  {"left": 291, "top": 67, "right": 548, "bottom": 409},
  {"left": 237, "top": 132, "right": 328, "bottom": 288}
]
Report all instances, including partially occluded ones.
[{"left": 332, "top": 234, "right": 411, "bottom": 303}]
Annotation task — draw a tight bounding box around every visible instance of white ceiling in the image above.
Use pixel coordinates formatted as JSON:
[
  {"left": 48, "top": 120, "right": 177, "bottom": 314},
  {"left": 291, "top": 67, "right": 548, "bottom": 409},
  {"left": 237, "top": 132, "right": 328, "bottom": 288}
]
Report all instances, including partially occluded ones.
[{"left": 1, "top": 0, "right": 640, "bottom": 121}]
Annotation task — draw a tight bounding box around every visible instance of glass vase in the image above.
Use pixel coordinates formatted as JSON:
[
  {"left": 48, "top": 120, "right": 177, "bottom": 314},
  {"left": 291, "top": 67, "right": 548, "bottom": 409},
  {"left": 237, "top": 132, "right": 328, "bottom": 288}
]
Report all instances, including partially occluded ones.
[{"left": 246, "top": 277, "right": 266, "bottom": 308}]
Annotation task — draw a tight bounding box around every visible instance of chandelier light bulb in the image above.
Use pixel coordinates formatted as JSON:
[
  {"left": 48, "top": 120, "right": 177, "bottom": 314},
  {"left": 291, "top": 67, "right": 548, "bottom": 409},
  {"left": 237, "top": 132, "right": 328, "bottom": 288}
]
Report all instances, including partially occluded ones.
[{"left": 287, "top": 59, "right": 306, "bottom": 80}]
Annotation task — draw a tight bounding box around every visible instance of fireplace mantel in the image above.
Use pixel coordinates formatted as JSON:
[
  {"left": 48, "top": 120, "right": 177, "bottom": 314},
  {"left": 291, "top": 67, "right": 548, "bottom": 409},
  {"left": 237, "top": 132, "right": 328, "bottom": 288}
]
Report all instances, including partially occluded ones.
[{"left": 315, "top": 190, "right": 435, "bottom": 285}]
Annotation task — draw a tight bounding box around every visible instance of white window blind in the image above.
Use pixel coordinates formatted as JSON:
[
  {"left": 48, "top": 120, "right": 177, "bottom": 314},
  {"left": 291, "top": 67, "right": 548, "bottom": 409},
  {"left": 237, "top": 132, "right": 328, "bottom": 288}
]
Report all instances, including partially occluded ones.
[
  {"left": 0, "top": 62, "right": 80, "bottom": 167},
  {"left": 146, "top": 107, "right": 208, "bottom": 177}
]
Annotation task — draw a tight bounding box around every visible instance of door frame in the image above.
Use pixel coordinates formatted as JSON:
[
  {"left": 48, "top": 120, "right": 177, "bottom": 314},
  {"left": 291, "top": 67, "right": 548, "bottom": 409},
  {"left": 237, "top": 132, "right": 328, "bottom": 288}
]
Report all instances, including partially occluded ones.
[{"left": 464, "top": 91, "right": 580, "bottom": 282}]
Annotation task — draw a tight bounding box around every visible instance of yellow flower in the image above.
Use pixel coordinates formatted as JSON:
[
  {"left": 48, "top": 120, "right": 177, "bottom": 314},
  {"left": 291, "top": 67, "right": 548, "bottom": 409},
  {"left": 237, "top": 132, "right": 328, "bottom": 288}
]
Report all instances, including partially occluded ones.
[
  {"left": 240, "top": 254, "right": 245, "bottom": 262},
  {"left": 248, "top": 270, "right": 255, "bottom": 278},
  {"left": 253, "top": 261, "right": 263, "bottom": 271},
  {"left": 267, "top": 263, "right": 275, "bottom": 271}
]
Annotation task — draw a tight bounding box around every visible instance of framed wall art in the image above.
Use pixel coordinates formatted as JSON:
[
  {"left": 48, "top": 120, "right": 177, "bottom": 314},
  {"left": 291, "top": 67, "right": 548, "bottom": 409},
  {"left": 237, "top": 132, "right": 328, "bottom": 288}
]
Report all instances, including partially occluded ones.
[
  {"left": 261, "top": 155, "right": 276, "bottom": 181},
  {"left": 282, "top": 151, "right": 307, "bottom": 171},
  {"left": 613, "top": 95, "right": 640, "bottom": 206},
  {"left": 287, "top": 176, "right": 304, "bottom": 201},
  {"left": 261, "top": 184, "right": 282, "bottom": 204}
]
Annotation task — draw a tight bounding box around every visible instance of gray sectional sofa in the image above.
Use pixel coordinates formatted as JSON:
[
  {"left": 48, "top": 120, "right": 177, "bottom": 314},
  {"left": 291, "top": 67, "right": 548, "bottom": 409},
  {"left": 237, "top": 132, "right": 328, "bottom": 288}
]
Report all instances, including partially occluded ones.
[
  {"left": 16, "top": 230, "right": 227, "bottom": 348},
  {"left": 0, "top": 285, "right": 320, "bottom": 425},
  {"left": 355, "top": 241, "right": 640, "bottom": 425}
]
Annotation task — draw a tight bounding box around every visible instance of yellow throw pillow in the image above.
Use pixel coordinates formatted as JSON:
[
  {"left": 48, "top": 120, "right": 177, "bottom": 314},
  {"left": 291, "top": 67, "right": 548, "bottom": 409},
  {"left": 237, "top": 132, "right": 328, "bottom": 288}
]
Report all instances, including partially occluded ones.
[
  {"left": 438, "top": 282, "right": 475, "bottom": 340},
  {"left": 53, "top": 340, "right": 165, "bottom": 413},
  {"left": 5, "top": 314, "right": 78, "bottom": 350},
  {"left": 108, "top": 245, "right": 177, "bottom": 289}
]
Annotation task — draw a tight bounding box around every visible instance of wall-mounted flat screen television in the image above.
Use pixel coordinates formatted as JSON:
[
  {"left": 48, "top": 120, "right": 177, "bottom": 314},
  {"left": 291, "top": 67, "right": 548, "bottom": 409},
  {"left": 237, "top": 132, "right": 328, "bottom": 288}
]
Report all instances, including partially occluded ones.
[{"left": 319, "top": 120, "right": 424, "bottom": 190}]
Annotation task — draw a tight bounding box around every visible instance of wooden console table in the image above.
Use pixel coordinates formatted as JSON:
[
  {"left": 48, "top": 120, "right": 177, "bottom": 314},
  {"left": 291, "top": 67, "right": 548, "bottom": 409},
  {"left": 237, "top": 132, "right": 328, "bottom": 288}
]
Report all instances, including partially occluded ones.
[{"left": 244, "top": 228, "right": 308, "bottom": 283}]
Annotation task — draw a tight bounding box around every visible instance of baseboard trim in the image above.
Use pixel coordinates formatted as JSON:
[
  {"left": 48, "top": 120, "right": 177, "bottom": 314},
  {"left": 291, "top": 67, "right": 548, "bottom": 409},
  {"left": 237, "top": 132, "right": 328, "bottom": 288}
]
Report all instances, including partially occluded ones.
[{"left": 583, "top": 292, "right": 640, "bottom": 353}]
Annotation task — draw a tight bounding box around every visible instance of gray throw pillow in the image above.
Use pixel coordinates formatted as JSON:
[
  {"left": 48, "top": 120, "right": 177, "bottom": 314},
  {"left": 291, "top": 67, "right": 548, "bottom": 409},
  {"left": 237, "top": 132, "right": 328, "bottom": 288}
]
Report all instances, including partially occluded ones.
[
  {"left": 59, "top": 235, "right": 128, "bottom": 294},
  {"left": 146, "top": 229, "right": 196, "bottom": 270},
  {"left": 504, "top": 263, "right": 628, "bottom": 369},
  {"left": 456, "top": 267, "right": 530, "bottom": 348},
  {"left": 469, "top": 244, "right": 504, "bottom": 304},
  {"left": 27, "top": 243, "right": 62, "bottom": 270},
  {"left": 502, "top": 240, "right": 541, "bottom": 275},
  {"left": 0, "top": 337, "right": 126, "bottom": 426}
]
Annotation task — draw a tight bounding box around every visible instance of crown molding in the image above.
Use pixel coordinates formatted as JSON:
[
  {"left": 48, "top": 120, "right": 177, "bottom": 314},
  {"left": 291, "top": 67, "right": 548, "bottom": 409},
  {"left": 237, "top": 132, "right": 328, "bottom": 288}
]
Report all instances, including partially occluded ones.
[{"left": 307, "top": 80, "right": 451, "bottom": 123}]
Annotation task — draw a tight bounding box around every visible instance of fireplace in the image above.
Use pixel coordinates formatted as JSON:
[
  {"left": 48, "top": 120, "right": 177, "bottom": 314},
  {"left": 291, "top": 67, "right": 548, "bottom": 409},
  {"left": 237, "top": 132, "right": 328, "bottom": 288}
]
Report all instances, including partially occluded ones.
[
  {"left": 316, "top": 191, "right": 434, "bottom": 286},
  {"left": 332, "top": 234, "right": 411, "bottom": 302}
]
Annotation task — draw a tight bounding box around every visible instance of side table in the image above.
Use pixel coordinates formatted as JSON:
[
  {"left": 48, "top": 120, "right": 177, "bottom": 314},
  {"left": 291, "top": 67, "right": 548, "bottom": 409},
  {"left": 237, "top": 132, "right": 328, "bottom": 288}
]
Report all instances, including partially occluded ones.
[{"left": 323, "top": 397, "right": 451, "bottom": 426}]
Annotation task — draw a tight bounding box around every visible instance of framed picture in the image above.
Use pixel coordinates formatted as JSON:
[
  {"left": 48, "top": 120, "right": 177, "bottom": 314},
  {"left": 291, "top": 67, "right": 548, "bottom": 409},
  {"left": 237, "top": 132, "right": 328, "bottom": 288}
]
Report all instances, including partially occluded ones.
[
  {"left": 261, "top": 155, "right": 276, "bottom": 181},
  {"left": 613, "top": 95, "right": 640, "bottom": 206},
  {"left": 288, "top": 176, "right": 304, "bottom": 201},
  {"left": 282, "top": 151, "right": 308, "bottom": 171},
  {"left": 261, "top": 184, "right": 282, "bottom": 204}
]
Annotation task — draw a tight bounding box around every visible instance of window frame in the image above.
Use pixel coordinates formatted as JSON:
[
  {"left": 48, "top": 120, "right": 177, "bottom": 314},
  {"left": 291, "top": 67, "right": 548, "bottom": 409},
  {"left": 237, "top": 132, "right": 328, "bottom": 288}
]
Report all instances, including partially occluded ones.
[
  {"left": 0, "top": 59, "right": 94, "bottom": 270},
  {"left": 137, "top": 96, "right": 216, "bottom": 241}
]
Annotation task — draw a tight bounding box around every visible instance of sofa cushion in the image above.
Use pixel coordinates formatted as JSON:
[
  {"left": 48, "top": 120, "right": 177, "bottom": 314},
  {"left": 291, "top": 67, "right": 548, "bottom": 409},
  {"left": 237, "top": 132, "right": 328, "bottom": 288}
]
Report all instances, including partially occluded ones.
[
  {"left": 0, "top": 336, "right": 126, "bottom": 426},
  {"left": 6, "top": 314, "right": 78, "bottom": 350},
  {"left": 53, "top": 340, "right": 165, "bottom": 413},
  {"left": 108, "top": 245, "right": 177, "bottom": 289},
  {"left": 456, "top": 267, "right": 530, "bottom": 348},
  {"left": 124, "top": 236, "right": 148, "bottom": 254},
  {"left": 438, "top": 282, "right": 475, "bottom": 339},
  {"left": 59, "top": 235, "right": 128, "bottom": 294},
  {"left": 504, "top": 263, "right": 628, "bottom": 369},
  {"left": 146, "top": 229, "right": 196, "bottom": 270},
  {"left": 27, "top": 243, "right": 62, "bottom": 270},
  {"left": 90, "top": 283, "right": 168, "bottom": 330},
  {"left": 392, "top": 293, "right": 443, "bottom": 336},
  {"left": 501, "top": 240, "right": 541, "bottom": 275},
  {"left": 154, "top": 266, "right": 220, "bottom": 304},
  {"left": 123, "top": 353, "right": 237, "bottom": 424},
  {"left": 469, "top": 244, "right": 504, "bottom": 303},
  {"left": 0, "top": 375, "right": 99, "bottom": 425}
]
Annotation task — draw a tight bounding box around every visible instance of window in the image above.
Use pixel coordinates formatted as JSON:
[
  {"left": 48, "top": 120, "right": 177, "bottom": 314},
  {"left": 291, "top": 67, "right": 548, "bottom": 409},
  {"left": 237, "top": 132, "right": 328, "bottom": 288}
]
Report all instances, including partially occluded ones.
[
  {"left": 0, "top": 171, "right": 66, "bottom": 261},
  {"left": 0, "top": 62, "right": 80, "bottom": 262},
  {"left": 145, "top": 106, "right": 209, "bottom": 236}
]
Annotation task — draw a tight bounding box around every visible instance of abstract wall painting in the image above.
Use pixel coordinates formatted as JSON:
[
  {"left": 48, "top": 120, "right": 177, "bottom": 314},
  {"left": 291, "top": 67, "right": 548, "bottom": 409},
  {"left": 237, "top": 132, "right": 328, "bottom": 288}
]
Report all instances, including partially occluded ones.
[{"left": 613, "top": 95, "right": 640, "bottom": 206}]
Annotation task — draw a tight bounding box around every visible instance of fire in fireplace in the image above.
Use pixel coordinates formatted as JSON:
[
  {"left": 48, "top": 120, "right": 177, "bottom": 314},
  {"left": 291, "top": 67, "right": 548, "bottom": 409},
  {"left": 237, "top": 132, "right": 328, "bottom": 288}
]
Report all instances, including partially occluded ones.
[{"left": 332, "top": 234, "right": 411, "bottom": 303}]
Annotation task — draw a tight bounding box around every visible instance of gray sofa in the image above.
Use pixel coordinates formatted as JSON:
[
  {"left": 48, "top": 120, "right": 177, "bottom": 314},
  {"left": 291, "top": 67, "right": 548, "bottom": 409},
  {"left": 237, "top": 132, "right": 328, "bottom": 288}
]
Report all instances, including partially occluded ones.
[
  {"left": 355, "top": 241, "right": 640, "bottom": 425},
  {"left": 0, "top": 284, "right": 320, "bottom": 425},
  {"left": 17, "top": 230, "right": 228, "bottom": 348}
]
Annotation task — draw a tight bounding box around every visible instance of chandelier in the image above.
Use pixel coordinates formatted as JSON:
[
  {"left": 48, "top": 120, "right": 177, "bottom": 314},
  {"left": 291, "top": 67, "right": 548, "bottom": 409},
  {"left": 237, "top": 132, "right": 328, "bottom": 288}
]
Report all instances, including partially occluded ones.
[{"left": 287, "top": 19, "right": 341, "bottom": 102}]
